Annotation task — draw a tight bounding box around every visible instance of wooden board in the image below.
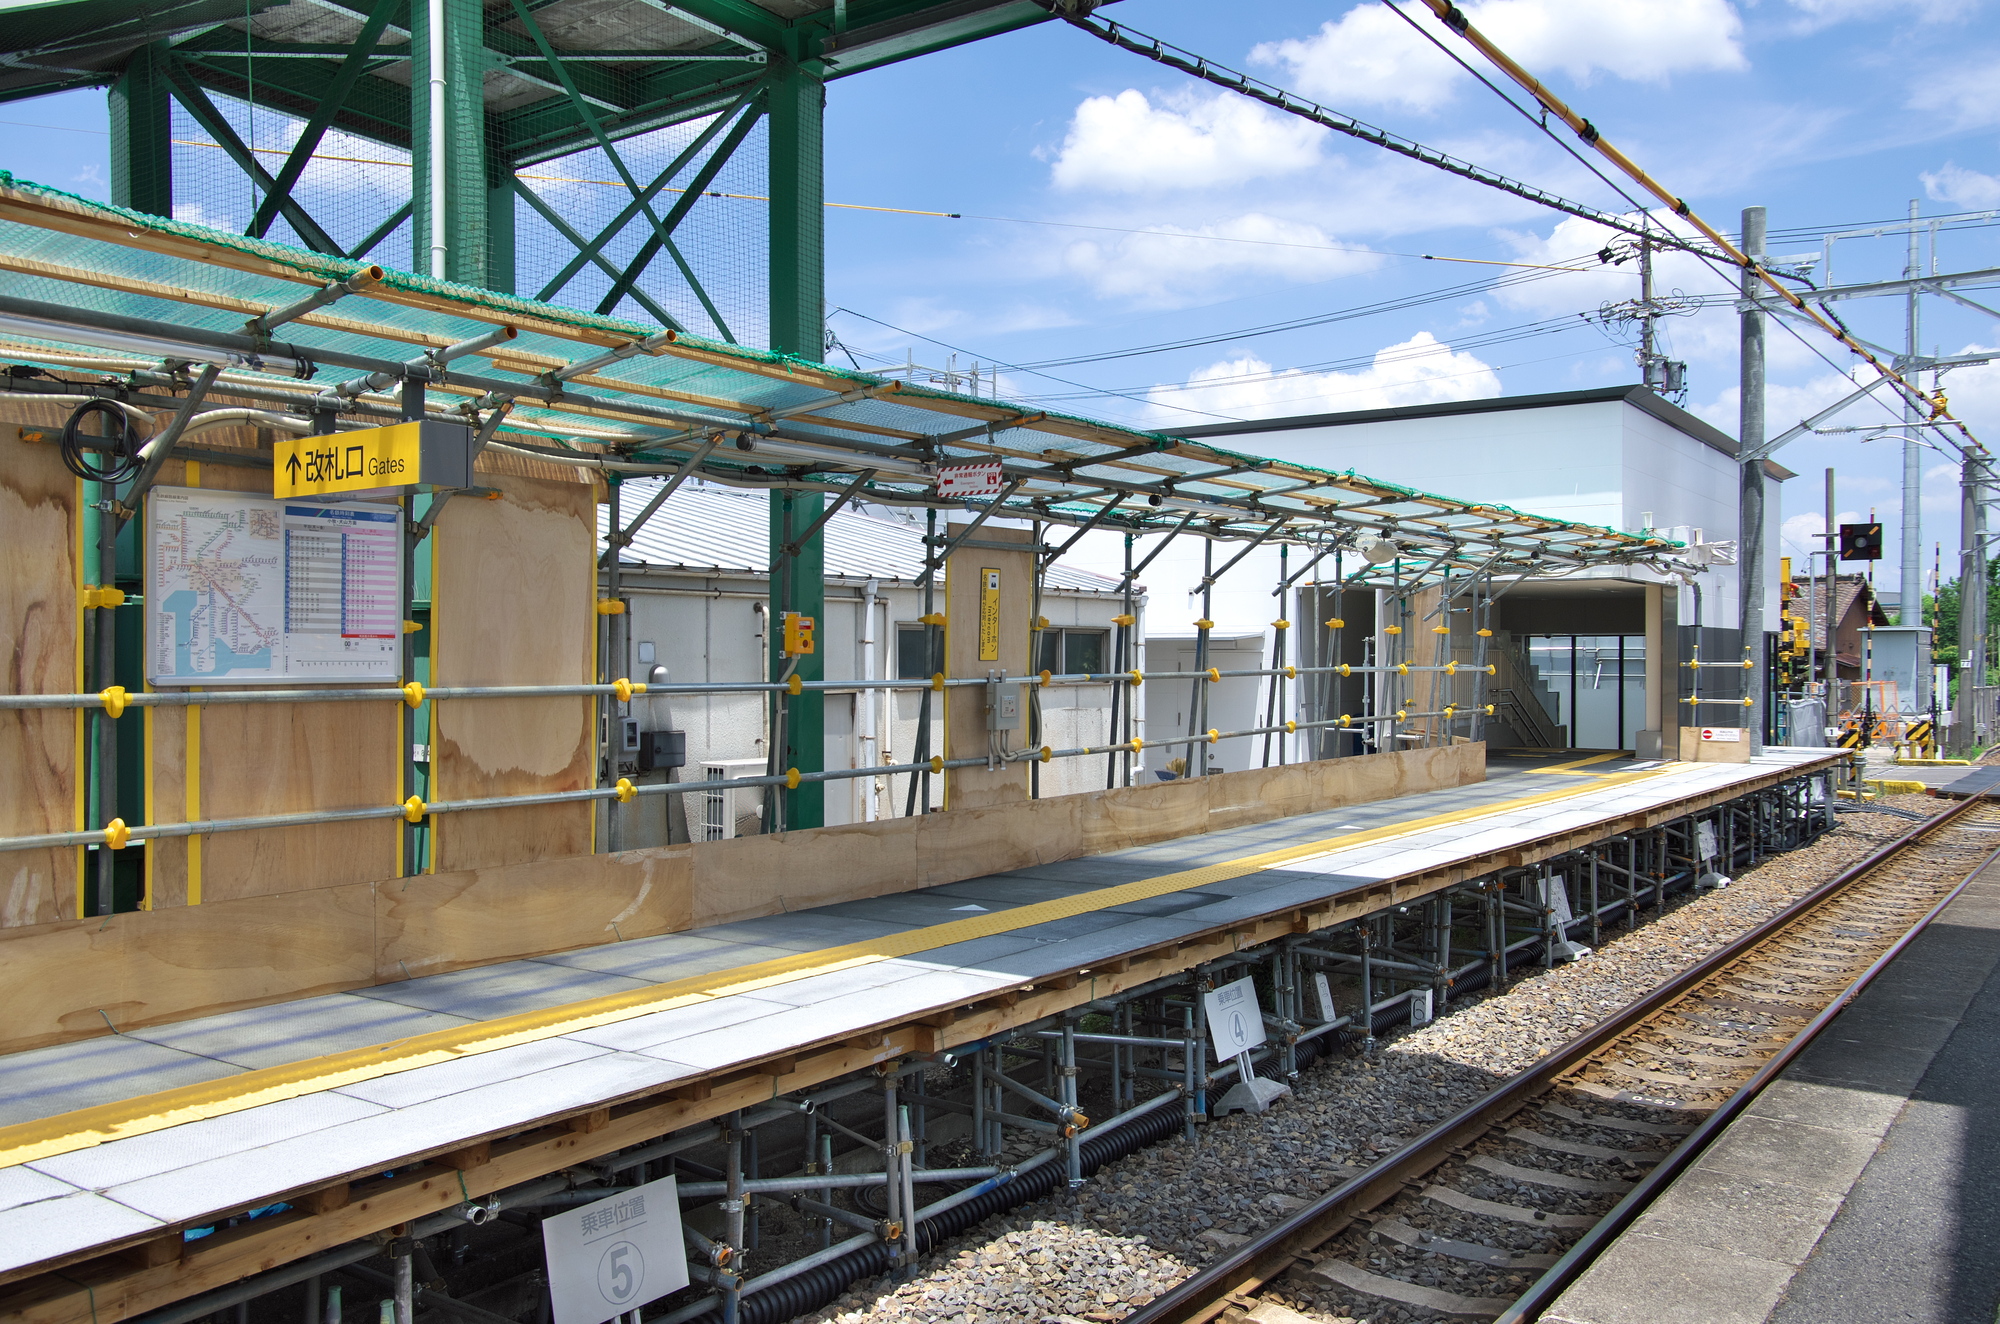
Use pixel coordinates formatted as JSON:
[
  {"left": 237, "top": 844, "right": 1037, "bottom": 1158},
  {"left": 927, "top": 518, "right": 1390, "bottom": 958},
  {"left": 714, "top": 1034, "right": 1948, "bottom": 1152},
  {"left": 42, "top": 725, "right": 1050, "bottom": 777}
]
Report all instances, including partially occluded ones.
[
  {"left": 148, "top": 449, "right": 403, "bottom": 902},
  {"left": 430, "top": 471, "right": 596, "bottom": 872},
  {"left": 942, "top": 525, "right": 1034, "bottom": 810},
  {"left": 379, "top": 847, "right": 693, "bottom": 981},
  {"left": 0, "top": 882, "right": 379, "bottom": 1051},
  {"left": 0, "top": 410, "right": 80, "bottom": 926},
  {"left": 1680, "top": 728, "right": 1752, "bottom": 763},
  {"left": 689, "top": 817, "right": 920, "bottom": 929}
]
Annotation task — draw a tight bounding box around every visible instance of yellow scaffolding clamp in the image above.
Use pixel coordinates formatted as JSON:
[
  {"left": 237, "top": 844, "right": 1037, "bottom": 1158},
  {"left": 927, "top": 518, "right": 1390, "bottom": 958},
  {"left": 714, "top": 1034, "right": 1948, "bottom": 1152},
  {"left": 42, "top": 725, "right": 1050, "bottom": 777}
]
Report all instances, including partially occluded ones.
[
  {"left": 403, "top": 796, "right": 427, "bottom": 823},
  {"left": 614, "top": 778, "right": 636, "bottom": 804},
  {"left": 402, "top": 681, "right": 426, "bottom": 709},
  {"left": 594, "top": 598, "right": 625, "bottom": 615},
  {"left": 102, "top": 818, "right": 130, "bottom": 850},
  {"left": 613, "top": 677, "right": 647, "bottom": 702},
  {"left": 98, "top": 686, "right": 128, "bottom": 719}
]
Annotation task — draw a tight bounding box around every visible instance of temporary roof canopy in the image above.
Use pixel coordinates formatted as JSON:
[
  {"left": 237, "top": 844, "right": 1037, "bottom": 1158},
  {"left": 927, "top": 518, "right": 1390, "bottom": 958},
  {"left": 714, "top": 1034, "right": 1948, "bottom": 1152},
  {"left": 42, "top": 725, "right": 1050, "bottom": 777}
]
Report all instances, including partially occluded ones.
[{"left": 0, "top": 174, "right": 1681, "bottom": 584}]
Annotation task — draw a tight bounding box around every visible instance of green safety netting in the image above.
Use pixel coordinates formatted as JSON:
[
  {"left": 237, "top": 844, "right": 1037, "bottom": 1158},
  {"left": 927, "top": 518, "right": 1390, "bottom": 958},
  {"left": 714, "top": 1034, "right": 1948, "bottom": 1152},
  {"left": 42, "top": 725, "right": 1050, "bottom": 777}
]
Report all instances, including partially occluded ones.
[{"left": 0, "top": 172, "right": 1680, "bottom": 576}]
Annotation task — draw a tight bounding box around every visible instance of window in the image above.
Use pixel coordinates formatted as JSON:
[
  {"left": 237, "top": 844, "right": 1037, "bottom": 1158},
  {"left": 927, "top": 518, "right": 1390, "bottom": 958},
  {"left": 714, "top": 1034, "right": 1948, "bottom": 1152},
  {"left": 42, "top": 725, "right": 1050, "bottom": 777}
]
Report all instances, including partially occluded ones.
[
  {"left": 896, "top": 624, "right": 934, "bottom": 679},
  {"left": 1037, "top": 628, "right": 1109, "bottom": 676}
]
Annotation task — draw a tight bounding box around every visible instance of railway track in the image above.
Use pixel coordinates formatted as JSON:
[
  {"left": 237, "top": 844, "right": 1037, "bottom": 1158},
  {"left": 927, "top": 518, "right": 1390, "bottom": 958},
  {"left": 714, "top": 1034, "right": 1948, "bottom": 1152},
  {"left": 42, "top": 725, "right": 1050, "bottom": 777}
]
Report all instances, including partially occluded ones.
[{"left": 1125, "top": 795, "right": 2000, "bottom": 1324}]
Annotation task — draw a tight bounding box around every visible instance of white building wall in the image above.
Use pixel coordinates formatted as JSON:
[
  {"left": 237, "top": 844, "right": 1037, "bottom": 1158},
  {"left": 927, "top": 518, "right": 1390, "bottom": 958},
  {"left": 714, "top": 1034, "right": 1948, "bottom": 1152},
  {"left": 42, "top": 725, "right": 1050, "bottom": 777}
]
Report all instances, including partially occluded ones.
[{"left": 615, "top": 572, "right": 1130, "bottom": 832}]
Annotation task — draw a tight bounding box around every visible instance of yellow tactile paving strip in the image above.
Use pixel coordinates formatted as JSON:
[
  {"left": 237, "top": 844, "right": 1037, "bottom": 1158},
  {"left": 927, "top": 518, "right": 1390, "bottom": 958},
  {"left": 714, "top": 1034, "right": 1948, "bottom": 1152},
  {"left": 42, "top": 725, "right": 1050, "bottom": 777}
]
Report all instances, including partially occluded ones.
[{"left": 0, "top": 763, "right": 1681, "bottom": 1173}]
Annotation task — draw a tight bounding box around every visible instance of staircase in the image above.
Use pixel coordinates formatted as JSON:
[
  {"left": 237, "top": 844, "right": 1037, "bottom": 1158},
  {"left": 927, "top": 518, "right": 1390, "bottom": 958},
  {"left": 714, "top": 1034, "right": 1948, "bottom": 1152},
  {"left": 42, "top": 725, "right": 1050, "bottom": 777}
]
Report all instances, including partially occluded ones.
[{"left": 1487, "top": 635, "right": 1568, "bottom": 749}]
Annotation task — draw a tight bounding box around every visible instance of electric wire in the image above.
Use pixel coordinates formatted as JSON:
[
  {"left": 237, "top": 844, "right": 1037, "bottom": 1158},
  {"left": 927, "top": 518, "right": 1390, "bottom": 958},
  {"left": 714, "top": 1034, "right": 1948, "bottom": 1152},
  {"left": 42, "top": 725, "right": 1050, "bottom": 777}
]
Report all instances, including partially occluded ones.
[
  {"left": 1410, "top": 0, "right": 1984, "bottom": 455},
  {"left": 58, "top": 396, "right": 142, "bottom": 483},
  {"left": 1039, "top": 2, "right": 1724, "bottom": 261},
  {"left": 1377, "top": 0, "right": 1668, "bottom": 230}
]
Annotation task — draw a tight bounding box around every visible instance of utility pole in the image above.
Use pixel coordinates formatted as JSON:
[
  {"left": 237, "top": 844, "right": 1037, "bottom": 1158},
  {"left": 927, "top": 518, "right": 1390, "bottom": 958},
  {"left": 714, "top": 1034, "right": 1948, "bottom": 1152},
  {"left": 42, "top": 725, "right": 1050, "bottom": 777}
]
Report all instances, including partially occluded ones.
[
  {"left": 1639, "top": 234, "right": 1655, "bottom": 384},
  {"left": 1957, "top": 451, "right": 1992, "bottom": 747},
  {"left": 1901, "top": 200, "right": 1922, "bottom": 626},
  {"left": 1740, "top": 206, "right": 1768, "bottom": 751}
]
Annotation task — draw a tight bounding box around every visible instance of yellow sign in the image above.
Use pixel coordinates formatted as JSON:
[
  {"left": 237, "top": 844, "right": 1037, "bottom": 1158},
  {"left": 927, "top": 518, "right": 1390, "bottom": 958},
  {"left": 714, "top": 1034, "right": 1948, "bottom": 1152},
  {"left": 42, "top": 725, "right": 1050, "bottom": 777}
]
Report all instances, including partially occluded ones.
[
  {"left": 274, "top": 421, "right": 424, "bottom": 498},
  {"left": 979, "top": 568, "right": 1001, "bottom": 662}
]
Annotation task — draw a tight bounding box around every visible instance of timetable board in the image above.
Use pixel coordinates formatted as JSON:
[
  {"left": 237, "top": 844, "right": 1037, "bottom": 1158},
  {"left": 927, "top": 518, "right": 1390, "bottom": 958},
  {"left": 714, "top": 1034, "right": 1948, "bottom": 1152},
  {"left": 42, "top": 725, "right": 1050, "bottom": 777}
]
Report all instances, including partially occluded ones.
[{"left": 146, "top": 486, "right": 404, "bottom": 685}]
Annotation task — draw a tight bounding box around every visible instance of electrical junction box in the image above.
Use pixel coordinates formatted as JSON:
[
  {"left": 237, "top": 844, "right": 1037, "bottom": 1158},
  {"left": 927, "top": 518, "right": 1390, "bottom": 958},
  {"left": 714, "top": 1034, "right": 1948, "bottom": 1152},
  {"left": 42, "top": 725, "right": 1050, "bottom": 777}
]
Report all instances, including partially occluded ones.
[
  {"left": 639, "top": 730, "right": 686, "bottom": 773},
  {"left": 621, "top": 717, "right": 641, "bottom": 753},
  {"left": 987, "top": 677, "right": 1020, "bottom": 731},
  {"left": 782, "top": 611, "right": 815, "bottom": 656}
]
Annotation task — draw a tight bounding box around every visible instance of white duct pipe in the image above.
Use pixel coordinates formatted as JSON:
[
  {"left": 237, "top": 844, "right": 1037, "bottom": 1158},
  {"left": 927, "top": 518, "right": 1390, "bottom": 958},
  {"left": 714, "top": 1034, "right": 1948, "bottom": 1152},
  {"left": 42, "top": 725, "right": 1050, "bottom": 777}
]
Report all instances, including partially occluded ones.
[
  {"left": 428, "top": 0, "right": 448, "bottom": 279},
  {"left": 860, "top": 577, "right": 880, "bottom": 822}
]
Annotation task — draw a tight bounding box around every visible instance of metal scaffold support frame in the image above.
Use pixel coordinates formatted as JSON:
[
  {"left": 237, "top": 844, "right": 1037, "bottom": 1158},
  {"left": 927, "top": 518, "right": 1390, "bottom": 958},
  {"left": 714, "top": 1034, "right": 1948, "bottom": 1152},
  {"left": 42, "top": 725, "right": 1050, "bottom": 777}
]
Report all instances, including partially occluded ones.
[{"left": 95, "top": 766, "right": 1834, "bottom": 1324}]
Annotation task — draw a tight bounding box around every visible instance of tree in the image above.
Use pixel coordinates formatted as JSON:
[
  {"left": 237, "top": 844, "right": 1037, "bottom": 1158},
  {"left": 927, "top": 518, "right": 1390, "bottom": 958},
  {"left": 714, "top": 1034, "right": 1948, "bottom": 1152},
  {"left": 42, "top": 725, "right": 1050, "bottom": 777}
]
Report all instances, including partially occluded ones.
[{"left": 1926, "top": 554, "right": 2000, "bottom": 685}]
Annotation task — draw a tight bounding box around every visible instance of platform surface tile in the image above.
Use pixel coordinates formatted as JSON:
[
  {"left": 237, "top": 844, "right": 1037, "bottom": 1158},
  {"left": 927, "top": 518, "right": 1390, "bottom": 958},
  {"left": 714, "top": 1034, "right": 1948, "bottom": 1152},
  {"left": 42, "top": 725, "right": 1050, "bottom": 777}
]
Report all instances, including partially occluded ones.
[
  {"left": 1544, "top": 836, "right": 2000, "bottom": 1324},
  {"left": 0, "top": 750, "right": 1828, "bottom": 1278}
]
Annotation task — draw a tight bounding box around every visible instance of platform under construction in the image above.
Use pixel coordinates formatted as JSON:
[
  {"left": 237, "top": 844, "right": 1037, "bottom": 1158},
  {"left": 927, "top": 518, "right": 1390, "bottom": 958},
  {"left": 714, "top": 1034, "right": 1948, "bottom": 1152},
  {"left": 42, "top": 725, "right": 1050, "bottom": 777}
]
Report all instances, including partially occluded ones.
[
  {"left": 0, "top": 744, "right": 1837, "bottom": 1324},
  {"left": 0, "top": 160, "right": 1827, "bottom": 1324}
]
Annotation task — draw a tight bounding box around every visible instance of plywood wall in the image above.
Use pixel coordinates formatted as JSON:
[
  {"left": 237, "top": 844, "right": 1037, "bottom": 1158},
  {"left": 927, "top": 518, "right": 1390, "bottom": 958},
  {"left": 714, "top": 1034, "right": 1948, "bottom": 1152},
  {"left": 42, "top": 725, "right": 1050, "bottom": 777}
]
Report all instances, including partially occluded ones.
[
  {"left": 0, "top": 410, "right": 80, "bottom": 925},
  {"left": 0, "top": 743, "right": 1487, "bottom": 1051},
  {"left": 942, "top": 524, "right": 1034, "bottom": 810},
  {"left": 139, "top": 422, "right": 403, "bottom": 904},
  {"left": 430, "top": 469, "right": 596, "bottom": 872}
]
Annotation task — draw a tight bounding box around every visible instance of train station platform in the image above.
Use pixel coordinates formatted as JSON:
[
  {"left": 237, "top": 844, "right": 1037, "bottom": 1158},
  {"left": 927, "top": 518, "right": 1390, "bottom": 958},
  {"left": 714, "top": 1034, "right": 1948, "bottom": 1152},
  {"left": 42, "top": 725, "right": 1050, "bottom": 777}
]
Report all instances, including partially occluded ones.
[
  {"left": 0, "top": 747, "right": 1835, "bottom": 1322},
  {"left": 1544, "top": 821, "right": 2000, "bottom": 1324}
]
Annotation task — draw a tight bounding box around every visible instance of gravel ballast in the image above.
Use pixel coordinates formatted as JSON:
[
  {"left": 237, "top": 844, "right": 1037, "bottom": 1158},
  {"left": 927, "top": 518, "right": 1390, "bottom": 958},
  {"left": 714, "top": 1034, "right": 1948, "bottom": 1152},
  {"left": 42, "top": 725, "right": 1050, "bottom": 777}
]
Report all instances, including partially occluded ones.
[{"left": 795, "top": 798, "right": 1934, "bottom": 1324}]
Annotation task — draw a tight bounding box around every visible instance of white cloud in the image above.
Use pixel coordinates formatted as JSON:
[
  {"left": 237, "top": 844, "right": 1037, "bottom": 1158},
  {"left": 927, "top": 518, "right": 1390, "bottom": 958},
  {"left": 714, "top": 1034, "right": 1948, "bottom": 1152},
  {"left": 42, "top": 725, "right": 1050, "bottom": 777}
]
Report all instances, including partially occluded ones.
[
  {"left": 1906, "top": 54, "right": 2000, "bottom": 129},
  {"left": 1922, "top": 162, "right": 2000, "bottom": 209},
  {"left": 1251, "top": 0, "right": 1745, "bottom": 116},
  {"left": 1249, "top": 5, "right": 1464, "bottom": 114},
  {"left": 1048, "top": 89, "right": 1325, "bottom": 193},
  {"left": 1059, "top": 214, "right": 1383, "bottom": 308},
  {"left": 1144, "top": 332, "right": 1502, "bottom": 425}
]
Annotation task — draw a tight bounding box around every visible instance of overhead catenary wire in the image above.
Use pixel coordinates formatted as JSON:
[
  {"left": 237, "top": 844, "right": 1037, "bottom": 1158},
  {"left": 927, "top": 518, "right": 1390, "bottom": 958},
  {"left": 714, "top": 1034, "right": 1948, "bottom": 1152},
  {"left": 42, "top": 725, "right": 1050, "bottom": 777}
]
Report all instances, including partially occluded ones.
[
  {"left": 1411, "top": 0, "right": 1985, "bottom": 455},
  {"left": 1038, "top": 3, "right": 1725, "bottom": 262}
]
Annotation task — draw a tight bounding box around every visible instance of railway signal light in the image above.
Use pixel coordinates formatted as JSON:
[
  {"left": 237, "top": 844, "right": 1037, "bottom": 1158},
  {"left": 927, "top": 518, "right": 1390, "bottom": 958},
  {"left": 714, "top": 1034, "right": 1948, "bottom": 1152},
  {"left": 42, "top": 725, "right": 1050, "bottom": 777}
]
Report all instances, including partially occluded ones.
[{"left": 1839, "top": 522, "right": 1884, "bottom": 561}]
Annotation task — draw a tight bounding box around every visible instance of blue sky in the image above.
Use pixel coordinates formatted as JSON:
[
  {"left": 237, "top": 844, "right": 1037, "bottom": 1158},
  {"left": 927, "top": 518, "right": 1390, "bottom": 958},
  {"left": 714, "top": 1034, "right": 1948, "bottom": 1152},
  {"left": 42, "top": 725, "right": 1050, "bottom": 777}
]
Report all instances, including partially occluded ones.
[{"left": 5, "top": 0, "right": 1999, "bottom": 595}]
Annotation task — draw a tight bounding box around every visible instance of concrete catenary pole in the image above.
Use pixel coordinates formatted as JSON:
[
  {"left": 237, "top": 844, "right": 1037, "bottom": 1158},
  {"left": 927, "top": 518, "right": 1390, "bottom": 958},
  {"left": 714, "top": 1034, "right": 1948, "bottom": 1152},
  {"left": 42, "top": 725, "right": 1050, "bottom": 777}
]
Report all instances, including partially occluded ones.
[
  {"left": 1957, "top": 452, "right": 1990, "bottom": 747},
  {"left": 1740, "top": 206, "right": 1768, "bottom": 750},
  {"left": 1902, "top": 200, "right": 1922, "bottom": 626}
]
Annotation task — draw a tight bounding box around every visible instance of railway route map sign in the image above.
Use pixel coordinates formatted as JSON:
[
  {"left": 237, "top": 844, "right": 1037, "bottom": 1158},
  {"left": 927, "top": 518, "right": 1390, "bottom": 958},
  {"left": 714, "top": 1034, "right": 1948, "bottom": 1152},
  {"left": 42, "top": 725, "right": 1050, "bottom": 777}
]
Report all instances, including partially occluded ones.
[
  {"left": 146, "top": 486, "right": 402, "bottom": 685},
  {"left": 542, "top": 1176, "right": 688, "bottom": 1324}
]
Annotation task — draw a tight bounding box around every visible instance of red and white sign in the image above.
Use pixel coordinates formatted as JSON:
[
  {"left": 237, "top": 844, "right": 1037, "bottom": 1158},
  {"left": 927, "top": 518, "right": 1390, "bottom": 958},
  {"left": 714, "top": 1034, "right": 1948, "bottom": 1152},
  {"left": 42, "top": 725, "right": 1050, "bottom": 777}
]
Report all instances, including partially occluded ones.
[
  {"left": 937, "top": 459, "right": 1004, "bottom": 499},
  {"left": 1700, "top": 727, "right": 1742, "bottom": 742}
]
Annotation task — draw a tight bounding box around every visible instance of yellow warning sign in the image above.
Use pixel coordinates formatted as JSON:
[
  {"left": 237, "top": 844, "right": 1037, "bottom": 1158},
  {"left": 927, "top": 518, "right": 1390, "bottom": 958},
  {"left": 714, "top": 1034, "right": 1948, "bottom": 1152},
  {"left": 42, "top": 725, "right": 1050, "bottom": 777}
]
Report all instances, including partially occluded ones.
[
  {"left": 274, "top": 422, "right": 423, "bottom": 498},
  {"left": 979, "top": 568, "right": 1001, "bottom": 662}
]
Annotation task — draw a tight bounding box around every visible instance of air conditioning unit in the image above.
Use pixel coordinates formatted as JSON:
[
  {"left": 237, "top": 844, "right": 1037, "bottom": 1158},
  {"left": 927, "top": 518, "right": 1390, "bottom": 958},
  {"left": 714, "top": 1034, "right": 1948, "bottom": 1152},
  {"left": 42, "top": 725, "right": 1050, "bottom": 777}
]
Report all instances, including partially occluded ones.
[{"left": 695, "top": 758, "right": 769, "bottom": 842}]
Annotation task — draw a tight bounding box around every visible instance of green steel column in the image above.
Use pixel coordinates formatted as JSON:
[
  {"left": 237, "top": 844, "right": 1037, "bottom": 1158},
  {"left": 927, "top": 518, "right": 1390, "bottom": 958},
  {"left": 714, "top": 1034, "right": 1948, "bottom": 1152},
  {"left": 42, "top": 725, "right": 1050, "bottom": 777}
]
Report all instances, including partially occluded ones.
[
  {"left": 767, "top": 57, "right": 827, "bottom": 828},
  {"left": 109, "top": 43, "right": 174, "bottom": 216},
  {"left": 410, "top": 0, "right": 495, "bottom": 286},
  {"left": 486, "top": 162, "right": 517, "bottom": 294}
]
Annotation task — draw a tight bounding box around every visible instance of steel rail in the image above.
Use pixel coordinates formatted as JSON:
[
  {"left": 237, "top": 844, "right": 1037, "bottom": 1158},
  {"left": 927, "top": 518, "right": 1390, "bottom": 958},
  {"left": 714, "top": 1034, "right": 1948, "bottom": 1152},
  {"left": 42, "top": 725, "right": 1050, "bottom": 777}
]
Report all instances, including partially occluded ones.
[
  {"left": 1124, "top": 792, "right": 1990, "bottom": 1324},
  {"left": 1493, "top": 812, "right": 2000, "bottom": 1322}
]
